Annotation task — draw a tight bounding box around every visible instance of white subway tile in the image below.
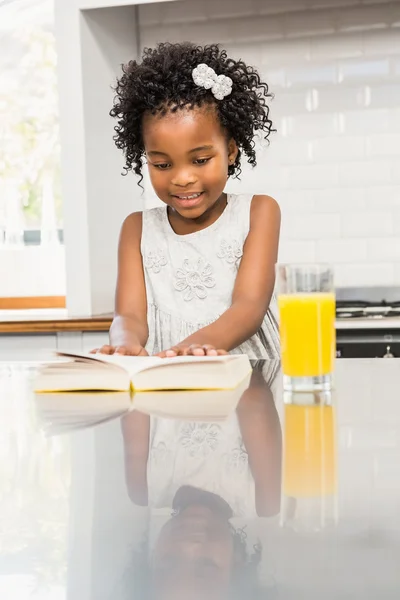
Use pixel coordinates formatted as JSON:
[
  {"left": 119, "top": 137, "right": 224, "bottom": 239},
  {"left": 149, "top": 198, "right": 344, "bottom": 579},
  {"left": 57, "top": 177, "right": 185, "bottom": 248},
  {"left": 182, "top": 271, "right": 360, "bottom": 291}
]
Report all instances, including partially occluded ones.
[
  {"left": 338, "top": 58, "right": 391, "bottom": 83},
  {"left": 337, "top": 5, "right": 388, "bottom": 33},
  {"left": 317, "top": 239, "right": 367, "bottom": 263},
  {"left": 279, "top": 190, "right": 316, "bottom": 211},
  {"left": 367, "top": 237, "right": 400, "bottom": 261},
  {"left": 363, "top": 28, "right": 400, "bottom": 57},
  {"left": 204, "top": 0, "right": 256, "bottom": 21},
  {"left": 271, "top": 139, "right": 312, "bottom": 164},
  {"left": 390, "top": 1, "right": 400, "bottom": 26},
  {"left": 394, "top": 263, "right": 400, "bottom": 284},
  {"left": 391, "top": 108, "right": 400, "bottom": 133},
  {"left": 257, "top": 0, "right": 308, "bottom": 15},
  {"left": 365, "top": 186, "right": 400, "bottom": 209},
  {"left": 285, "top": 64, "right": 338, "bottom": 87},
  {"left": 338, "top": 160, "right": 392, "bottom": 186},
  {"left": 366, "top": 134, "right": 400, "bottom": 158},
  {"left": 287, "top": 164, "right": 339, "bottom": 189},
  {"left": 159, "top": 1, "right": 208, "bottom": 24},
  {"left": 368, "top": 84, "right": 400, "bottom": 109},
  {"left": 227, "top": 16, "right": 284, "bottom": 43},
  {"left": 287, "top": 112, "right": 340, "bottom": 137},
  {"left": 261, "top": 67, "right": 286, "bottom": 88},
  {"left": 310, "top": 188, "right": 366, "bottom": 212},
  {"left": 392, "top": 210, "right": 400, "bottom": 234},
  {"left": 284, "top": 9, "right": 336, "bottom": 38},
  {"left": 310, "top": 32, "right": 364, "bottom": 61},
  {"left": 342, "top": 211, "right": 393, "bottom": 236},
  {"left": 283, "top": 213, "right": 341, "bottom": 239},
  {"left": 261, "top": 39, "right": 311, "bottom": 66},
  {"left": 334, "top": 263, "right": 394, "bottom": 286},
  {"left": 343, "top": 109, "right": 391, "bottom": 135},
  {"left": 311, "top": 136, "right": 365, "bottom": 162},
  {"left": 278, "top": 240, "right": 316, "bottom": 262},
  {"left": 319, "top": 85, "right": 370, "bottom": 112},
  {"left": 391, "top": 160, "right": 400, "bottom": 183},
  {"left": 309, "top": 0, "right": 361, "bottom": 7},
  {"left": 274, "top": 90, "right": 309, "bottom": 115},
  {"left": 138, "top": 3, "right": 162, "bottom": 26}
]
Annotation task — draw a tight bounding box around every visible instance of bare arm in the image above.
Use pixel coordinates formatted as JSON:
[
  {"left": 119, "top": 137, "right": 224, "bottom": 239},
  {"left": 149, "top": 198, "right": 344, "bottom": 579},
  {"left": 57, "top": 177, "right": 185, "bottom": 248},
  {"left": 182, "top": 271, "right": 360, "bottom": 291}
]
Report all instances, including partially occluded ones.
[
  {"left": 162, "top": 195, "right": 280, "bottom": 354},
  {"left": 236, "top": 369, "right": 282, "bottom": 517},
  {"left": 121, "top": 411, "right": 150, "bottom": 506},
  {"left": 108, "top": 212, "right": 149, "bottom": 353}
]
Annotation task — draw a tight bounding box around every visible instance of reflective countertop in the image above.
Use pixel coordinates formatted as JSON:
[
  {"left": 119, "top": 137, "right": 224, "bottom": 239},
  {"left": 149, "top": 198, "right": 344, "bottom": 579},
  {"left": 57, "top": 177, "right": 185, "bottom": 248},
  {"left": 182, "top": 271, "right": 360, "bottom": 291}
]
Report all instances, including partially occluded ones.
[{"left": 1, "top": 359, "right": 400, "bottom": 599}]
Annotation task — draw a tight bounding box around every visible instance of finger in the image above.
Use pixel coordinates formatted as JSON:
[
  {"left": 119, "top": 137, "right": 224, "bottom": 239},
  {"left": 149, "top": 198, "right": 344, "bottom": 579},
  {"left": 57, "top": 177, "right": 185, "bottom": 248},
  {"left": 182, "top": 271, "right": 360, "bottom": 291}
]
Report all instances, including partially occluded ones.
[
  {"left": 189, "top": 345, "right": 206, "bottom": 356},
  {"left": 138, "top": 347, "right": 149, "bottom": 356},
  {"left": 156, "top": 350, "right": 167, "bottom": 358},
  {"left": 202, "top": 345, "right": 218, "bottom": 356},
  {"left": 114, "top": 346, "right": 128, "bottom": 355},
  {"left": 217, "top": 349, "right": 228, "bottom": 355},
  {"left": 96, "top": 345, "right": 112, "bottom": 355},
  {"left": 165, "top": 347, "right": 179, "bottom": 357},
  {"left": 89, "top": 348, "right": 99, "bottom": 354}
]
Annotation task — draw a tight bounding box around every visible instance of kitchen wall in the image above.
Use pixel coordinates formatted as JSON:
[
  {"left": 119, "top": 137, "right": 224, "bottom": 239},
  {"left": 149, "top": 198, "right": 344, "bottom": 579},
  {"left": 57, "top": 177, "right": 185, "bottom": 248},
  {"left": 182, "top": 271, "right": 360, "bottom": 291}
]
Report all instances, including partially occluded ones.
[{"left": 139, "top": 0, "right": 400, "bottom": 287}]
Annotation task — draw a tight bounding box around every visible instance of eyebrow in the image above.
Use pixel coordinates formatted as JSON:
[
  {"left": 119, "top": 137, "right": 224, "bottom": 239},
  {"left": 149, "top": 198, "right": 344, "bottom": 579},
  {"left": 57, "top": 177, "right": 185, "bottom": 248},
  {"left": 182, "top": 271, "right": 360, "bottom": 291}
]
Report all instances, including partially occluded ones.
[{"left": 147, "top": 145, "right": 214, "bottom": 157}]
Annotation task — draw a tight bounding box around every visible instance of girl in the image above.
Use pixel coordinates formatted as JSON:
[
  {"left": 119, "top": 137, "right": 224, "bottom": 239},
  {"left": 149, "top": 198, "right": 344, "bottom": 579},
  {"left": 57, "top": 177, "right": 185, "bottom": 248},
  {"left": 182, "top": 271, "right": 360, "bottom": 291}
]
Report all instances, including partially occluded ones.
[{"left": 97, "top": 42, "right": 280, "bottom": 359}]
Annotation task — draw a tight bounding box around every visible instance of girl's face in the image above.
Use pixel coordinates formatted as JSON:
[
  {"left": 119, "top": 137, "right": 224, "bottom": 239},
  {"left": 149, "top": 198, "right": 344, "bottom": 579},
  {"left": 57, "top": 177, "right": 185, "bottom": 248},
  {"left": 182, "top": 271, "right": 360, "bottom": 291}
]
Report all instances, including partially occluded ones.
[
  {"left": 143, "top": 106, "right": 238, "bottom": 220},
  {"left": 152, "top": 505, "right": 236, "bottom": 600}
]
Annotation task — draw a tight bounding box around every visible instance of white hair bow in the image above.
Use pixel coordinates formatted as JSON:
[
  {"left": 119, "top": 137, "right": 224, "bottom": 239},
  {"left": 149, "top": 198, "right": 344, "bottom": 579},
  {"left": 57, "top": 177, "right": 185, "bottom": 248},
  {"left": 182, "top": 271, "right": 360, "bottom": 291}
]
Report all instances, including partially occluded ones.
[{"left": 192, "top": 64, "right": 233, "bottom": 100}]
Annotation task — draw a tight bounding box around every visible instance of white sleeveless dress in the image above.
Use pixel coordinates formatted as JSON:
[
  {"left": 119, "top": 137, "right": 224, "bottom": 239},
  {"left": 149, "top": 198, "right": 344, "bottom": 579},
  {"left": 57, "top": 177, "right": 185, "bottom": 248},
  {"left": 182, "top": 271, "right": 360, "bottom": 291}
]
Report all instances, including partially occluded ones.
[{"left": 141, "top": 193, "right": 280, "bottom": 358}]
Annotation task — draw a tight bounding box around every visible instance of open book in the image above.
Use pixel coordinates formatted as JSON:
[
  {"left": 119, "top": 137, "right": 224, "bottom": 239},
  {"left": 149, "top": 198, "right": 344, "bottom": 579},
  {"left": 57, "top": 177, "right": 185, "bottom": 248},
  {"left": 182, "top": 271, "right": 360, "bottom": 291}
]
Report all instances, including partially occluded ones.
[{"left": 34, "top": 351, "right": 252, "bottom": 393}]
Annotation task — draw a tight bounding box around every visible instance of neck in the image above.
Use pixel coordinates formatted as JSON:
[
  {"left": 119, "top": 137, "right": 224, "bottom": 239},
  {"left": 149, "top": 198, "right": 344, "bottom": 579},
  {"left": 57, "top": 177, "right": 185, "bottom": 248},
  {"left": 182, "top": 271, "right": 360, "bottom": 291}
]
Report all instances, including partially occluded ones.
[{"left": 168, "top": 192, "right": 227, "bottom": 235}]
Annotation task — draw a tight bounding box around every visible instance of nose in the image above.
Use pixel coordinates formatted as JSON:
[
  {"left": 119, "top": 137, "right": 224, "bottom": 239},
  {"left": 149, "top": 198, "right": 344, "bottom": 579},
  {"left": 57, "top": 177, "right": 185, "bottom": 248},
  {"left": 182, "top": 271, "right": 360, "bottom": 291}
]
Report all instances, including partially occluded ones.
[{"left": 171, "top": 166, "right": 197, "bottom": 188}]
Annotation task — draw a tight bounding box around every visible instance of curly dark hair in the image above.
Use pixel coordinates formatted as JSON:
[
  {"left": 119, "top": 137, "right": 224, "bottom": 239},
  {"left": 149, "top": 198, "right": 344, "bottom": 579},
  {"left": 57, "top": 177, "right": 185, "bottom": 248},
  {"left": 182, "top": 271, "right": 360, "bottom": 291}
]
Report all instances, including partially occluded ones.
[{"left": 110, "top": 42, "right": 274, "bottom": 185}]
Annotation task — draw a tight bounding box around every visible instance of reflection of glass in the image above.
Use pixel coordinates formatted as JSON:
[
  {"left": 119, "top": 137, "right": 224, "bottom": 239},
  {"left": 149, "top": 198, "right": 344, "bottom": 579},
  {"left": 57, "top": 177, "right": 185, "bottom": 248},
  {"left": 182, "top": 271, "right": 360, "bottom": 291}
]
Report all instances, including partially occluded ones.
[
  {"left": 281, "top": 390, "right": 338, "bottom": 532},
  {"left": 277, "top": 264, "right": 335, "bottom": 391}
]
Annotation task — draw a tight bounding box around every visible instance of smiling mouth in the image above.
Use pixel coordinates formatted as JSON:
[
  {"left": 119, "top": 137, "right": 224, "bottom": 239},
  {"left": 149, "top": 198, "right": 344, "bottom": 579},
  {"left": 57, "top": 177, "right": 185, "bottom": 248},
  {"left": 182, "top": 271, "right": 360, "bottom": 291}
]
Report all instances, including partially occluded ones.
[
  {"left": 173, "top": 192, "right": 203, "bottom": 200},
  {"left": 172, "top": 192, "right": 204, "bottom": 206}
]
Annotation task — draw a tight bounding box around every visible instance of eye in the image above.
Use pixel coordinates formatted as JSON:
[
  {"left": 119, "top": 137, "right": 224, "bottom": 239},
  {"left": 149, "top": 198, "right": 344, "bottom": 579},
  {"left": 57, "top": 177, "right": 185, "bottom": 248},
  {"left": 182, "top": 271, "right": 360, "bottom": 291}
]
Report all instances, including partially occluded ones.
[
  {"left": 194, "top": 158, "right": 210, "bottom": 165},
  {"left": 153, "top": 163, "right": 171, "bottom": 170}
]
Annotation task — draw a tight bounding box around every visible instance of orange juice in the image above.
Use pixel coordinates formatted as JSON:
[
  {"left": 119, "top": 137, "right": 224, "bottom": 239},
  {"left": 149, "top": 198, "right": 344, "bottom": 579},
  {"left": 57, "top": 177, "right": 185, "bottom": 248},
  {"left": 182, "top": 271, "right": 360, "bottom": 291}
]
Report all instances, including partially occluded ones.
[
  {"left": 278, "top": 292, "right": 335, "bottom": 377},
  {"left": 284, "top": 404, "right": 337, "bottom": 497}
]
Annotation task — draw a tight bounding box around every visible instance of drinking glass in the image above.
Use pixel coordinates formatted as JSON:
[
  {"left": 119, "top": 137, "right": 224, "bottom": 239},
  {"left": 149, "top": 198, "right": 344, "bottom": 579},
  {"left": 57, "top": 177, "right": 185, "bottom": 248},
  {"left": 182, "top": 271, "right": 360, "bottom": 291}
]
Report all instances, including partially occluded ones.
[{"left": 276, "top": 264, "right": 335, "bottom": 392}]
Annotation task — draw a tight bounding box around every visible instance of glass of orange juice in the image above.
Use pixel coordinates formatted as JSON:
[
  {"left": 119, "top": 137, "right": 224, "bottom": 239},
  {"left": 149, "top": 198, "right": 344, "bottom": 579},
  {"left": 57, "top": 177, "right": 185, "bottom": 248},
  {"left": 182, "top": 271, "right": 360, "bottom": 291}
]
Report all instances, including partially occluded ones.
[
  {"left": 277, "top": 264, "right": 335, "bottom": 391},
  {"left": 281, "top": 390, "right": 338, "bottom": 533}
]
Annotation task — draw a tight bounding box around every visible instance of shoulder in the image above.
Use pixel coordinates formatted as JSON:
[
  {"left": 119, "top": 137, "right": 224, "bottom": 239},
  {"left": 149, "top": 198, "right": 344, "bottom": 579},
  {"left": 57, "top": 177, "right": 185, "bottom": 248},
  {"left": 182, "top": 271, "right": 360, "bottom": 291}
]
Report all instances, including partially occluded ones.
[
  {"left": 121, "top": 211, "right": 143, "bottom": 238},
  {"left": 250, "top": 195, "right": 281, "bottom": 227}
]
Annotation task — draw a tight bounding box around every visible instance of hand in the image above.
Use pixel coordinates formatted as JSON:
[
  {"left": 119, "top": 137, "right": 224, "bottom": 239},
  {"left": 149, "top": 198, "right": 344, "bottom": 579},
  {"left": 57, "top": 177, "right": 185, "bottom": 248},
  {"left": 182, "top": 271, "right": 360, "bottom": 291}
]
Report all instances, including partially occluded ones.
[
  {"left": 90, "top": 344, "right": 148, "bottom": 356},
  {"left": 157, "top": 344, "right": 228, "bottom": 358}
]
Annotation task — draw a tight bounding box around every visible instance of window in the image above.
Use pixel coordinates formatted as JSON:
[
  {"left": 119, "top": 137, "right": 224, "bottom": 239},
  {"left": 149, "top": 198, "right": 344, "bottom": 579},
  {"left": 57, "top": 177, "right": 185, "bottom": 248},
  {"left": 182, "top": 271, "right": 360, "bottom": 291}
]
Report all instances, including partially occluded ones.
[{"left": 0, "top": 0, "right": 65, "bottom": 309}]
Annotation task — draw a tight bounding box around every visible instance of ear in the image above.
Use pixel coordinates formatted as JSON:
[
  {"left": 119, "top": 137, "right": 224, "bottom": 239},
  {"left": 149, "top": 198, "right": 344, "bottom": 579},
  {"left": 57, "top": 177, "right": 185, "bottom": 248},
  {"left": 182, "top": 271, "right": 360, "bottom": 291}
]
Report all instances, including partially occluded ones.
[{"left": 227, "top": 138, "right": 239, "bottom": 165}]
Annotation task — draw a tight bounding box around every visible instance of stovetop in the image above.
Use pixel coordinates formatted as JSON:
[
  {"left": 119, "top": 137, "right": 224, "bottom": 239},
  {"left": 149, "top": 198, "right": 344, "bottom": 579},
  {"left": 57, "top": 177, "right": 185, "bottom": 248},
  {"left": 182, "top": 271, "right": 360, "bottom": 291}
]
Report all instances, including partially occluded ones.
[{"left": 336, "top": 286, "right": 400, "bottom": 319}]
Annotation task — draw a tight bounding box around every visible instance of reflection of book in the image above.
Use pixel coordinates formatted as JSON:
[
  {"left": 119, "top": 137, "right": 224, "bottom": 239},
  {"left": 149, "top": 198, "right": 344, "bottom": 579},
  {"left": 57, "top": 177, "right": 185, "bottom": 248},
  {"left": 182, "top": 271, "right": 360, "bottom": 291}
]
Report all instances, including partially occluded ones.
[
  {"left": 35, "top": 391, "right": 131, "bottom": 435},
  {"left": 34, "top": 352, "right": 251, "bottom": 393},
  {"left": 132, "top": 374, "right": 252, "bottom": 421}
]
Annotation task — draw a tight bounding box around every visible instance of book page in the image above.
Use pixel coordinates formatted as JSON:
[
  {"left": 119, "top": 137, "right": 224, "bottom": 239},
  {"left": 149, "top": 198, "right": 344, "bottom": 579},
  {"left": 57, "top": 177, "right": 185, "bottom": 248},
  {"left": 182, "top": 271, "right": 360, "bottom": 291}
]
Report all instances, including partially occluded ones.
[{"left": 55, "top": 351, "right": 162, "bottom": 373}]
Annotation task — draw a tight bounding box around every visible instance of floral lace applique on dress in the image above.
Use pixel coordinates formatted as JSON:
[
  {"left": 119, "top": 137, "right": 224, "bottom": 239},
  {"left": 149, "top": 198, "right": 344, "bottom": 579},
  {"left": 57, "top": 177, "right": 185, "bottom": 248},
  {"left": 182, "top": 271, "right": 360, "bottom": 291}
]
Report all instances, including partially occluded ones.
[
  {"left": 174, "top": 258, "right": 216, "bottom": 301},
  {"left": 217, "top": 239, "right": 243, "bottom": 265},
  {"left": 144, "top": 250, "right": 167, "bottom": 274}
]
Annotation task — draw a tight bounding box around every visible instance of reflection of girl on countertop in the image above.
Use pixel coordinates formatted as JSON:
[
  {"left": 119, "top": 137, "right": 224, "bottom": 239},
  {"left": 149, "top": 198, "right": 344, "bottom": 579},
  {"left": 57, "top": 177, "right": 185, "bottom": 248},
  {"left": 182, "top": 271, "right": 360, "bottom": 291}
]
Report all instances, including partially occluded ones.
[{"left": 121, "top": 362, "right": 282, "bottom": 519}]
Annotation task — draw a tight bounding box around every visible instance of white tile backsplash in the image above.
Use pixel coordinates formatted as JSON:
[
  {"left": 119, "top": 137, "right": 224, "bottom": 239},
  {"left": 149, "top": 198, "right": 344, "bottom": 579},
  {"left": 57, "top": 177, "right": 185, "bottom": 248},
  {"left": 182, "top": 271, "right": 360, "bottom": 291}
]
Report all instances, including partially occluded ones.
[
  {"left": 341, "top": 211, "right": 393, "bottom": 236},
  {"left": 139, "top": 0, "right": 400, "bottom": 285},
  {"left": 317, "top": 239, "right": 368, "bottom": 263}
]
